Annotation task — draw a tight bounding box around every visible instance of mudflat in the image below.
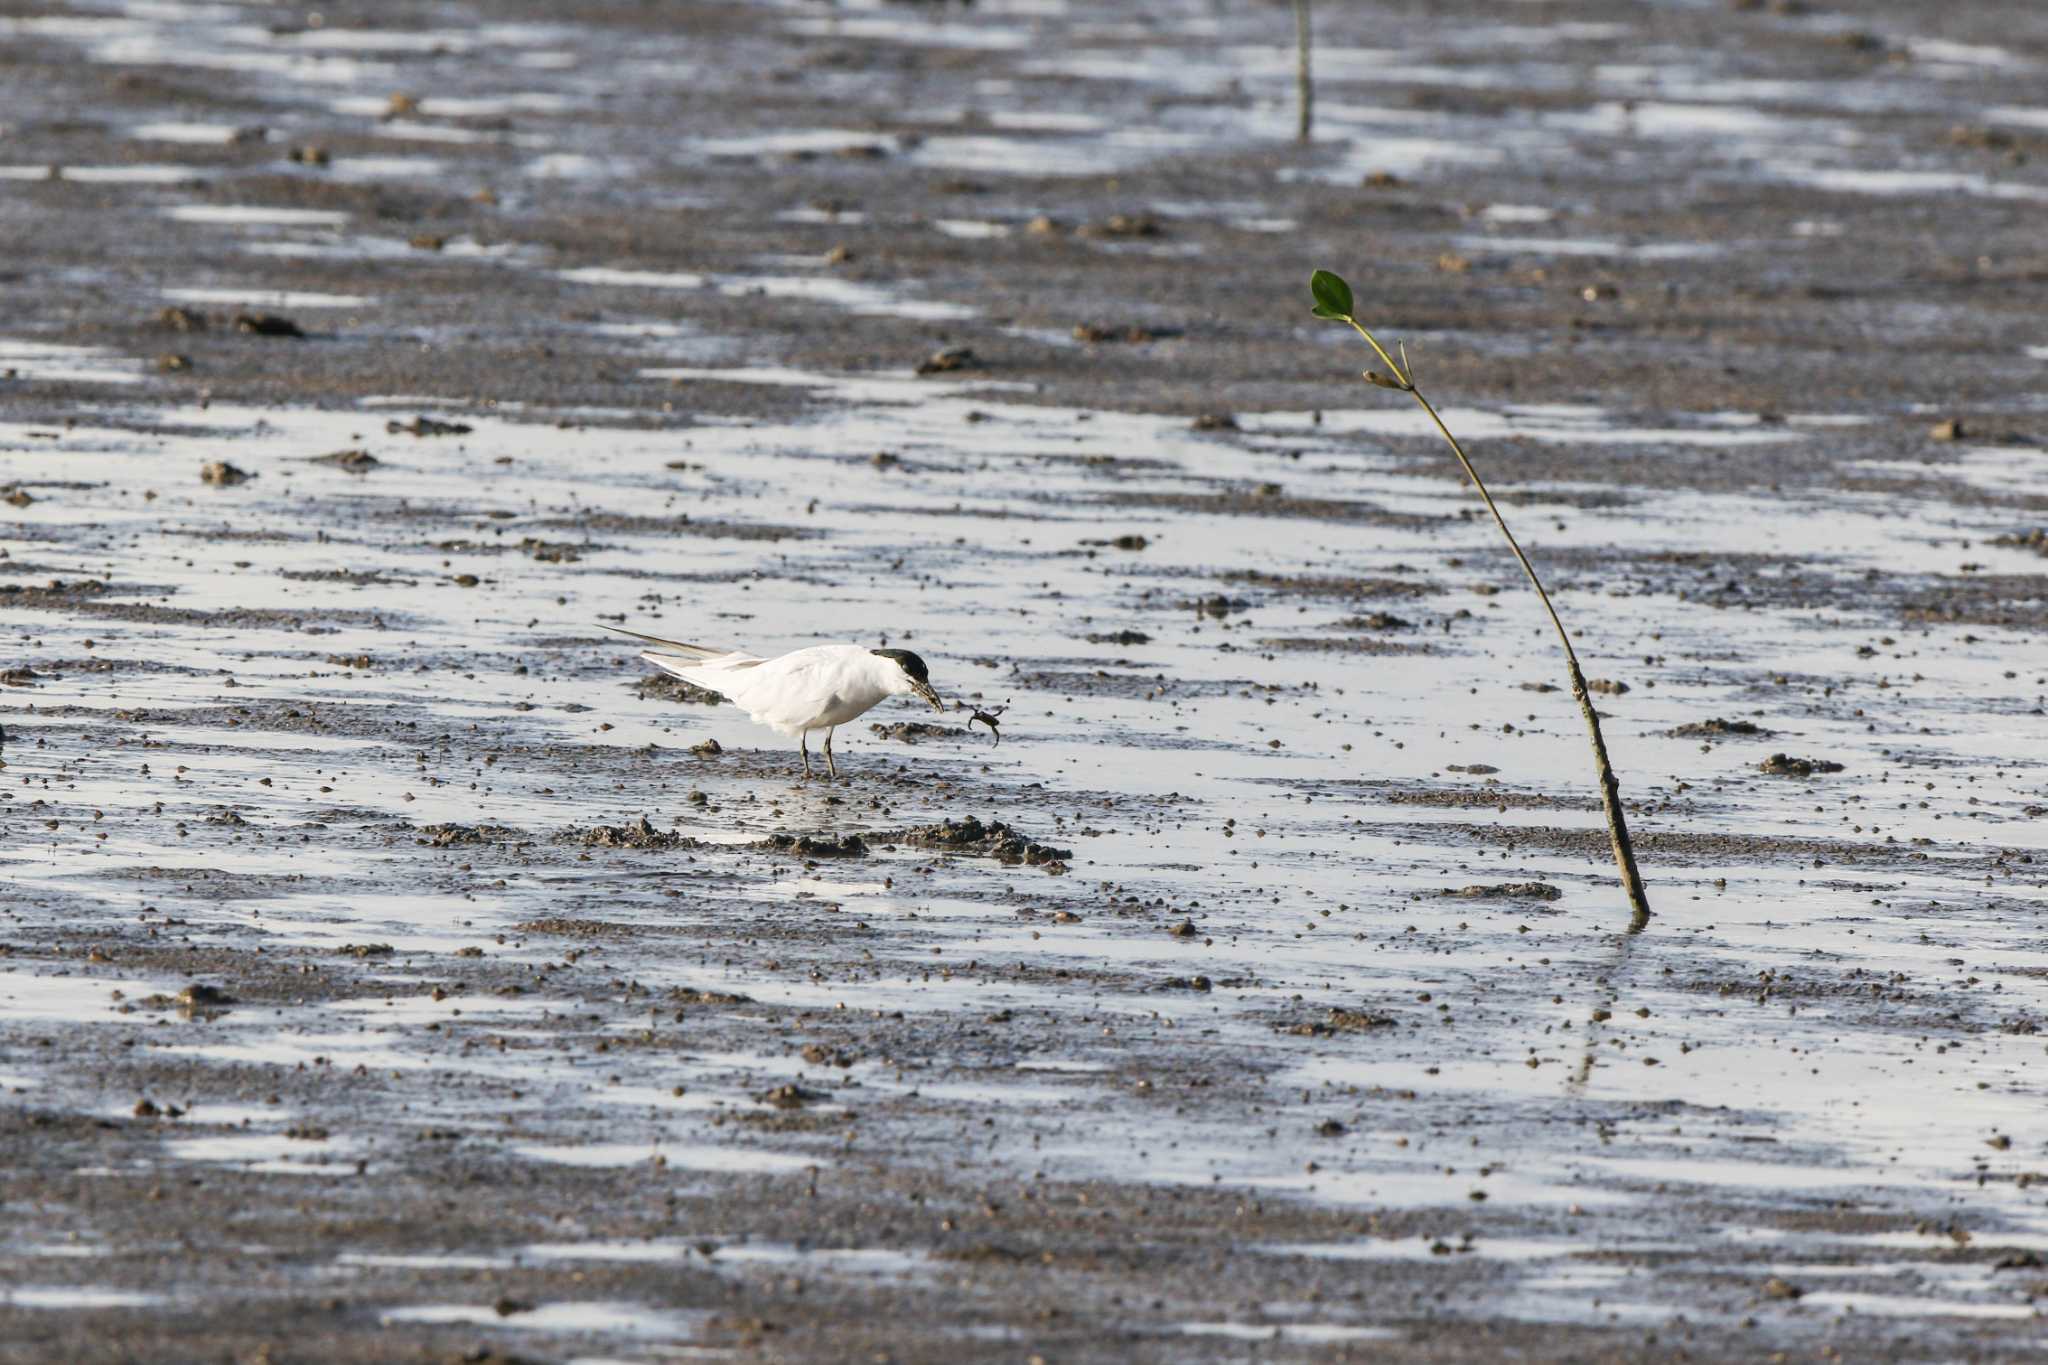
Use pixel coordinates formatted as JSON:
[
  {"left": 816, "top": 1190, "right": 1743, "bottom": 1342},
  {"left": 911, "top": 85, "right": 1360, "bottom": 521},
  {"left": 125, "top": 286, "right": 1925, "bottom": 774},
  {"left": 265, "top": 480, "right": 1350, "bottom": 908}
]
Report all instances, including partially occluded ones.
[{"left": 3, "top": 1, "right": 2046, "bottom": 1360}]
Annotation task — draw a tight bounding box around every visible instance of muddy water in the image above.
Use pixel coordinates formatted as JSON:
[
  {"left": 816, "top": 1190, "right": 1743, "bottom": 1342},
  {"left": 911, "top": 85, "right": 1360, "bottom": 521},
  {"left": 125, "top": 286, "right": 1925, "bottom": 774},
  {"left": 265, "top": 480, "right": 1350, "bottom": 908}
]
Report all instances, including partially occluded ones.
[{"left": 4, "top": 0, "right": 2047, "bottom": 1359}]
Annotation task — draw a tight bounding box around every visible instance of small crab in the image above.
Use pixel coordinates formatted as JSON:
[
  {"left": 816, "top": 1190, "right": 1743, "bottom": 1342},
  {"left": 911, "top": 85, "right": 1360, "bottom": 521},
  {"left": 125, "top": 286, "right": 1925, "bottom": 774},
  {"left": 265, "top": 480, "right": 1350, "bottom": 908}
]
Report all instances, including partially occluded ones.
[{"left": 961, "top": 702, "right": 1007, "bottom": 747}]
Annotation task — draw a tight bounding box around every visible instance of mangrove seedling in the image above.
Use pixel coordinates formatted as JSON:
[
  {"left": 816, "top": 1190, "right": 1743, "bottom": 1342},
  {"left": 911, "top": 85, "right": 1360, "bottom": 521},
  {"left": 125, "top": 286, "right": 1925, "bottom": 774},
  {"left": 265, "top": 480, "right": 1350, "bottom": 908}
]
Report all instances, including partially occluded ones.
[
  {"left": 1292, "top": 0, "right": 1314, "bottom": 143},
  {"left": 1309, "top": 268, "right": 1651, "bottom": 930}
]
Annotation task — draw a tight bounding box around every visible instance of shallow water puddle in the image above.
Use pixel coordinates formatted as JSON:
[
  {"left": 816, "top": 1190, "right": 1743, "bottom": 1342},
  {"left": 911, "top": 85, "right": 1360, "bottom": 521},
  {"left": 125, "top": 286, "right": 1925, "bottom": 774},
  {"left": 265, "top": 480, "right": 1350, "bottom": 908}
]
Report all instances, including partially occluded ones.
[
  {"left": 1177, "top": 1320, "right": 1397, "bottom": 1344},
  {"left": 1, "top": 1287, "right": 166, "bottom": 1310},
  {"left": 164, "top": 206, "right": 352, "bottom": 228},
  {"left": 511, "top": 1141, "right": 822, "bottom": 1173},
  {"left": 0, "top": 164, "right": 203, "bottom": 184},
  {"left": 163, "top": 1129, "right": 368, "bottom": 1174},
  {"left": 158, "top": 286, "right": 372, "bottom": 309},
  {"left": 380, "top": 1300, "right": 711, "bottom": 1339},
  {"left": 128, "top": 121, "right": 251, "bottom": 144},
  {"left": 521, "top": 1238, "right": 929, "bottom": 1279},
  {"left": 0, "top": 338, "right": 146, "bottom": 385},
  {"left": 0, "top": 971, "right": 183, "bottom": 1023}
]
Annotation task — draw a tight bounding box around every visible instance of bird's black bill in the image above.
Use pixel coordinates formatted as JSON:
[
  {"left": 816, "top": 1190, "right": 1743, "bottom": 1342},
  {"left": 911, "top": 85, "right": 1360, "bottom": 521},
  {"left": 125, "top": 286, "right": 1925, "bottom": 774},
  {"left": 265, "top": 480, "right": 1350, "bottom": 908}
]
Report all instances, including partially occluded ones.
[{"left": 912, "top": 680, "right": 945, "bottom": 712}]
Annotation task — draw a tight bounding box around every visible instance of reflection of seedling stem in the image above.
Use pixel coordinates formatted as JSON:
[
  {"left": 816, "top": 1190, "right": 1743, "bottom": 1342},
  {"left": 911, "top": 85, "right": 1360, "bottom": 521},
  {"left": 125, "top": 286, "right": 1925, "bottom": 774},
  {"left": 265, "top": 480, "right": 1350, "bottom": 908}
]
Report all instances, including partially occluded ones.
[{"left": 1310, "top": 270, "right": 1651, "bottom": 930}]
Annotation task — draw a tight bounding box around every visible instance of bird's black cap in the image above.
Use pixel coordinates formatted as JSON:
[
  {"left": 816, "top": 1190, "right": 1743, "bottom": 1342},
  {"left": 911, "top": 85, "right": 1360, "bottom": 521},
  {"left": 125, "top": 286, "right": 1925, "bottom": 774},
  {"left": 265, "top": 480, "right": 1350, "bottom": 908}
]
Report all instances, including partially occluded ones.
[{"left": 871, "top": 648, "right": 930, "bottom": 684}]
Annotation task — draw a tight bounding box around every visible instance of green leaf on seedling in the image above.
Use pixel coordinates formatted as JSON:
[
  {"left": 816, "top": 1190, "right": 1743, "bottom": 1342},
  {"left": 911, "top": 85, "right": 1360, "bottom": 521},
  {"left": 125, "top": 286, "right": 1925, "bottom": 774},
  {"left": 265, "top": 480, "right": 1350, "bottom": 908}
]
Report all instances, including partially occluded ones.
[{"left": 1310, "top": 269, "right": 1354, "bottom": 321}]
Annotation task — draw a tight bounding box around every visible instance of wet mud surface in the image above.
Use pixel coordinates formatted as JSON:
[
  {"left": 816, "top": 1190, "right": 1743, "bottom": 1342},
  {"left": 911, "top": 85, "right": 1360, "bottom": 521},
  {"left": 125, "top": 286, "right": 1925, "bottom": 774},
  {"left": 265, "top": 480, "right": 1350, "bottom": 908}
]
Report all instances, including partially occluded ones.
[{"left": 4, "top": 0, "right": 2048, "bottom": 1359}]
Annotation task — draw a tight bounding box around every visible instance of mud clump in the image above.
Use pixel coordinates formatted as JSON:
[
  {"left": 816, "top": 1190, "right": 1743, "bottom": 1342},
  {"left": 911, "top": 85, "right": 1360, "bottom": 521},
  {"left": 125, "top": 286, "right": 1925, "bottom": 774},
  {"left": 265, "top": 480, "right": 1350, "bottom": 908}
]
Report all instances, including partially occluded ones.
[
  {"left": 1260, "top": 635, "right": 1428, "bottom": 656},
  {"left": 1085, "top": 629, "right": 1151, "bottom": 646},
  {"left": 515, "top": 918, "right": 636, "bottom": 938},
  {"left": 1340, "top": 612, "right": 1413, "bottom": 631},
  {"left": 672, "top": 987, "right": 751, "bottom": 1006},
  {"left": 386, "top": 416, "right": 473, "bottom": 438},
  {"left": 1585, "top": 678, "right": 1630, "bottom": 695},
  {"left": 1072, "top": 322, "right": 1164, "bottom": 344},
  {"left": 886, "top": 817, "right": 1071, "bottom": 871},
  {"left": 1081, "top": 212, "right": 1161, "bottom": 238},
  {"left": 758, "top": 1083, "right": 828, "bottom": 1109},
  {"left": 307, "top": 449, "right": 379, "bottom": 472},
  {"left": 520, "top": 538, "right": 582, "bottom": 564},
  {"left": 868, "top": 721, "right": 959, "bottom": 743},
  {"left": 420, "top": 823, "right": 526, "bottom": 847},
  {"left": 282, "top": 568, "right": 409, "bottom": 587},
  {"left": 569, "top": 815, "right": 702, "bottom": 850},
  {"left": 1222, "top": 570, "right": 1434, "bottom": 600},
  {"left": 759, "top": 832, "right": 868, "bottom": 860},
  {"left": 634, "top": 674, "right": 725, "bottom": 705},
  {"left": 0, "top": 578, "right": 108, "bottom": 609},
  {"left": 1760, "top": 753, "right": 1845, "bottom": 777},
  {"left": 1441, "top": 882, "right": 1563, "bottom": 902},
  {"left": 1187, "top": 595, "right": 1247, "bottom": 618},
  {"left": 233, "top": 312, "right": 303, "bottom": 337},
  {"left": 916, "top": 346, "right": 981, "bottom": 376},
  {"left": 1389, "top": 788, "right": 1590, "bottom": 812},
  {"left": 1988, "top": 528, "right": 2048, "bottom": 556},
  {"left": 1286, "top": 1008, "right": 1396, "bottom": 1037},
  {"left": 1671, "top": 718, "right": 1775, "bottom": 739},
  {"left": 200, "top": 461, "right": 253, "bottom": 486}
]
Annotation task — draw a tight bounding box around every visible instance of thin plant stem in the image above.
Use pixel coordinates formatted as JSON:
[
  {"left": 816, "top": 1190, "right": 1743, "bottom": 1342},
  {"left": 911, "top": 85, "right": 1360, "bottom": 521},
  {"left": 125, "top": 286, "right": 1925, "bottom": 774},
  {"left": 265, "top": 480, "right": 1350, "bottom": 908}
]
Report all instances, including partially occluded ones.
[
  {"left": 1342, "top": 318, "right": 1652, "bottom": 931},
  {"left": 1293, "top": 0, "right": 1313, "bottom": 144}
]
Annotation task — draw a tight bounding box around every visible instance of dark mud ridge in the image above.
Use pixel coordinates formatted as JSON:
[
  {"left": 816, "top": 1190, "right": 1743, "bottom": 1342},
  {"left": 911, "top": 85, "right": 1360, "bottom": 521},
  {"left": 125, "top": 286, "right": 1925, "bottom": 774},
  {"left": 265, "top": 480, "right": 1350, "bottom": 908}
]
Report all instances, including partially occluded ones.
[
  {"left": 633, "top": 674, "right": 726, "bottom": 705},
  {"left": 1670, "top": 717, "right": 1777, "bottom": 739},
  {"left": 1759, "top": 753, "right": 1847, "bottom": 777},
  {"left": 555, "top": 815, "right": 1071, "bottom": 870},
  {"left": 876, "top": 816, "right": 1074, "bottom": 870},
  {"left": 1439, "top": 882, "right": 1564, "bottom": 902},
  {"left": 868, "top": 720, "right": 974, "bottom": 743}
]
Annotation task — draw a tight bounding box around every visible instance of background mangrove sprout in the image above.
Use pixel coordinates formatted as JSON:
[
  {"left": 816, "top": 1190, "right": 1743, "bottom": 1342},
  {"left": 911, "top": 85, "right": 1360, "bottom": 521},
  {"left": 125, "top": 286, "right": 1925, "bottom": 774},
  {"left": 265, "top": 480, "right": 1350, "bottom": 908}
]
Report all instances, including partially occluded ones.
[{"left": 1310, "top": 268, "right": 1652, "bottom": 931}]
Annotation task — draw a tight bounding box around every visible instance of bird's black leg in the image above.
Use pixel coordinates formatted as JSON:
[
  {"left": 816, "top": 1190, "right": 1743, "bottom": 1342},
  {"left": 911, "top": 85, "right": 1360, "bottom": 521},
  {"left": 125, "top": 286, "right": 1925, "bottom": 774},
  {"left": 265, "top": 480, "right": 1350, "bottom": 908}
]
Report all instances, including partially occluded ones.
[
  {"left": 824, "top": 727, "right": 838, "bottom": 779},
  {"left": 799, "top": 732, "right": 812, "bottom": 779}
]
